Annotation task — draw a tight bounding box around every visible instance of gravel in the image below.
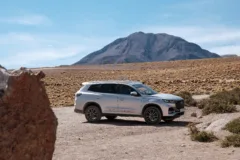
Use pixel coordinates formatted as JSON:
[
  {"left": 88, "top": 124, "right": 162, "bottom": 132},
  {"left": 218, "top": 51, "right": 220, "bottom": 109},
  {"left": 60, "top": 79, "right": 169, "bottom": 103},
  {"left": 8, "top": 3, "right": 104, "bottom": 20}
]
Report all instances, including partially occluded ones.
[{"left": 52, "top": 107, "right": 240, "bottom": 160}]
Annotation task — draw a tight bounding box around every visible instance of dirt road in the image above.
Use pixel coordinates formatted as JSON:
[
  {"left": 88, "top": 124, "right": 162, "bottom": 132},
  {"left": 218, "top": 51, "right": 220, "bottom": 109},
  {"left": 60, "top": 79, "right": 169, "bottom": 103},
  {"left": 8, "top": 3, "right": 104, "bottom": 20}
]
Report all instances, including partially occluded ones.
[{"left": 52, "top": 107, "right": 239, "bottom": 160}]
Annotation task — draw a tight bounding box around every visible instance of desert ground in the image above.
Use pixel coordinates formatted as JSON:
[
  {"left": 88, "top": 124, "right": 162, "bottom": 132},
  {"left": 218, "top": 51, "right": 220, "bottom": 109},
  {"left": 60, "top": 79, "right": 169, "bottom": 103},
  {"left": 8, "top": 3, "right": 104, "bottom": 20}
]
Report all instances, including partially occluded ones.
[
  {"left": 52, "top": 106, "right": 240, "bottom": 160},
  {"left": 40, "top": 57, "right": 240, "bottom": 107},
  {"left": 36, "top": 57, "right": 240, "bottom": 160}
]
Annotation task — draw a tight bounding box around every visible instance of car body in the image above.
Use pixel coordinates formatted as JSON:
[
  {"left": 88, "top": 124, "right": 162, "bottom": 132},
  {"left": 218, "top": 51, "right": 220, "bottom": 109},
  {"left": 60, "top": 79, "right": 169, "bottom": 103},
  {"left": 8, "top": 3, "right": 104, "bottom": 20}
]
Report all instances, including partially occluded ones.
[{"left": 74, "top": 80, "right": 184, "bottom": 124}]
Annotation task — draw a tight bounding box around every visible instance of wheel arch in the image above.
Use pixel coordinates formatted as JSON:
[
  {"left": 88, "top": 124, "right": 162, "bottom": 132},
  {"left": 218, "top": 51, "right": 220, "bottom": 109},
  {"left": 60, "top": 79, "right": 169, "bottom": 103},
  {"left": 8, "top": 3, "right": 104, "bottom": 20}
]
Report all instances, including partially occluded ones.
[
  {"left": 142, "top": 103, "right": 163, "bottom": 116},
  {"left": 83, "top": 102, "right": 102, "bottom": 113}
]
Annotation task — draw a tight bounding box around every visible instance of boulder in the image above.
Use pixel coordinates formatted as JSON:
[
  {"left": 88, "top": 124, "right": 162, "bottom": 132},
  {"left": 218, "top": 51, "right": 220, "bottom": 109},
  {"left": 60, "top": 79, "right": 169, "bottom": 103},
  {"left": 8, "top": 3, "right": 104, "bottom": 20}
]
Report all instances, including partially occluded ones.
[
  {"left": 0, "top": 67, "right": 9, "bottom": 92},
  {"left": 0, "top": 67, "right": 58, "bottom": 160}
]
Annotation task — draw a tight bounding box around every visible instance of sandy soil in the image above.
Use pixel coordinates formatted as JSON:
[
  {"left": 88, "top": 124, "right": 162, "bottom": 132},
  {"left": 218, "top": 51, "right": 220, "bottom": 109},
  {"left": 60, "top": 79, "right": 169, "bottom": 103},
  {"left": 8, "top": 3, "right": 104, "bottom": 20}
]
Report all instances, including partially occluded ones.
[
  {"left": 52, "top": 107, "right": 240, "bottom": 160},
  {"left": 36, "top": 57, "right": 240, "bottom": 107}
]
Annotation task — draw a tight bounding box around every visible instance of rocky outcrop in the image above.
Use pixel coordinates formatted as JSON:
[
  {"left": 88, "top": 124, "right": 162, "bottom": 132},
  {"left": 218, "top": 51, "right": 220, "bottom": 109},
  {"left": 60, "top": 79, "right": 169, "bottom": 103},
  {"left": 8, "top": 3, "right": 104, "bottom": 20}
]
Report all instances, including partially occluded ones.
[
  {"left": 0, "top": 66, "right": 9, "bottom": 93},
  {"left": 0, "top": 67, "right": 58, "bottom": 160}
]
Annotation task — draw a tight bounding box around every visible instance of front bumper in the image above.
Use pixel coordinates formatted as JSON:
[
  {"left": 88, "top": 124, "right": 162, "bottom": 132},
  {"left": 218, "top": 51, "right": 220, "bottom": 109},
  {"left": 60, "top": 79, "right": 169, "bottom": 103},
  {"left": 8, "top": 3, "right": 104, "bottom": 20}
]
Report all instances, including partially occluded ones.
[{"left": 163, "top": 111, "right": 184, "bottom": 119}]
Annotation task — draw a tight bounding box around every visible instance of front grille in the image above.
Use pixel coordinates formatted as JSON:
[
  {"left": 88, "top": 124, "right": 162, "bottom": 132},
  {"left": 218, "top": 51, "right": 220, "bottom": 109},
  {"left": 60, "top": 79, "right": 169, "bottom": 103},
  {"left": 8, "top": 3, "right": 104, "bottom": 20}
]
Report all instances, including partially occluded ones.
[{"left": 175, "top": 100, "right": 184, "bottom": 109}]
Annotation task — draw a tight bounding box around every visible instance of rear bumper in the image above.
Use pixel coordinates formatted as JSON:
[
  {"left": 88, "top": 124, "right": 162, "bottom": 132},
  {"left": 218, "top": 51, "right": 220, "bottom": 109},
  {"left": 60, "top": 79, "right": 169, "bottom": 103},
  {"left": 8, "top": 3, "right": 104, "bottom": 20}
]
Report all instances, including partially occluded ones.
[{"left": 74, "top": 108, "right": 84, "bottom": 114}]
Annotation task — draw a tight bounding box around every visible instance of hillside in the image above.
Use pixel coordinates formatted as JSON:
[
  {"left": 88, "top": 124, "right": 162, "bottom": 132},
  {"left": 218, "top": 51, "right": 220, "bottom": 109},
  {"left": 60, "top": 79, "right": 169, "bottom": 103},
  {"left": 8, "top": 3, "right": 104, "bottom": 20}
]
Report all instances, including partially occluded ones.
[
  {"left": 221, "top": 54, "right": 238, "bottom": 58},
  {"left": 74, "top": 32, "right": 220, "bottom": 65}
]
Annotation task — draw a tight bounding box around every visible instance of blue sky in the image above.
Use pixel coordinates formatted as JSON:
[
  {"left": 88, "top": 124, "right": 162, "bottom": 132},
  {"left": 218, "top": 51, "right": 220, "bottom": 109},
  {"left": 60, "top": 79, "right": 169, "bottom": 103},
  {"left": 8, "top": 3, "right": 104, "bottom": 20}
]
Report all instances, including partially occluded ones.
[{"left": 0, "top": 0, "right": 240, "bottom": 69}]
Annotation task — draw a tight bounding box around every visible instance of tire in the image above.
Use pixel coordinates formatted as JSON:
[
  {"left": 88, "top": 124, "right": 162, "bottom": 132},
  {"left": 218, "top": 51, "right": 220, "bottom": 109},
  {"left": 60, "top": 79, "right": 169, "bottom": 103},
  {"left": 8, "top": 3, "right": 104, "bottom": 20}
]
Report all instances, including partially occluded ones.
[
  {"left": 143, "top": 106, "right": 162, "bottom": 125},
  {"left": 84, "top": 105, "right": 102, "bottom": 123},
  {"left": 163, "top": 118, "right": 174, "bottom": 123},
  {"left": 105, "top": 115, "right": 117, "bottom": 120}
]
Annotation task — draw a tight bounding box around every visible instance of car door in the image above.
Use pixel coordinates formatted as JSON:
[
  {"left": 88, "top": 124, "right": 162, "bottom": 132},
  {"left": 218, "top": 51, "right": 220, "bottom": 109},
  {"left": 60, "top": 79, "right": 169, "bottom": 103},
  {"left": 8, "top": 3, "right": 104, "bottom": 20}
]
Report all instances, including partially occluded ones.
[
  {"left": 116, "top": 84, "right": 143, "bottom": 115},
  {"left": 88, "top": 84, "right": 118, "bottom": 114}
]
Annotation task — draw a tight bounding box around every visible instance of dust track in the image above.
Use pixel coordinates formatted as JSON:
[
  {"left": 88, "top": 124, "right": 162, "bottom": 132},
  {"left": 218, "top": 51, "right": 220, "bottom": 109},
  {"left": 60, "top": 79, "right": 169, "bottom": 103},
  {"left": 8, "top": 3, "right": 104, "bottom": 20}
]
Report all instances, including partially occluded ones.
[{"left": 52, "top": 107, "right": 239, "bottom": 160}]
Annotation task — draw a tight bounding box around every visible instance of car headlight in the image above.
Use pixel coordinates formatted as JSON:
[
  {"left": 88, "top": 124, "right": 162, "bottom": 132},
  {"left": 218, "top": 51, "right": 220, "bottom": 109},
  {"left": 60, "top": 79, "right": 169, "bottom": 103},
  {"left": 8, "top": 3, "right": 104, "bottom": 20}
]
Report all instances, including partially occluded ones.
[{"left": 162, "top": 99, "right": 175, "bottom": 103}]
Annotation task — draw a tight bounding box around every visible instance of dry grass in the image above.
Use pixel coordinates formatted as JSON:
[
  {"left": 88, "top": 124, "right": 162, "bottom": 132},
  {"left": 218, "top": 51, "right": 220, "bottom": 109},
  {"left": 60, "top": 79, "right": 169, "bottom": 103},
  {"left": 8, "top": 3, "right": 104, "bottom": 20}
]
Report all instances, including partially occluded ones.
[
  {"left": 221, "top": 134, "right": 240, "bottom": 148},
  {"left": 188, "top": 123, "right": 218, "bottom": 142},
  {"left": 176, "top": 91, "right": 197, "bottom": 106},
  {"left": 39, "top": 57, "right": 240, "bottom": 107},
  {"left": 221, "top": 117, "right": 240, "bottom": 148},
  {"left": 201, "top": 99, "right": 237, "bottom": 115},
  {"left": 197, "top": 88, "right": 240, "bottom": 115},
  {"left": 210, "top": 88, "right": 240, "bottom": 105},
  {"left": 225, "top": 117, "right": 240, "bottom": 134}
]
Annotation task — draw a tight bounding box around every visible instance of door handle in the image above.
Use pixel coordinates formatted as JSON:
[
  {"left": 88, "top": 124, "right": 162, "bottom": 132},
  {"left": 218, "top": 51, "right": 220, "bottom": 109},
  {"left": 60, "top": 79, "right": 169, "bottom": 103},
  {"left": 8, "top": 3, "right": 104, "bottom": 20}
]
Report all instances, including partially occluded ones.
[{"left": 119, "top": 98, "right": 124, "bottom": 101}]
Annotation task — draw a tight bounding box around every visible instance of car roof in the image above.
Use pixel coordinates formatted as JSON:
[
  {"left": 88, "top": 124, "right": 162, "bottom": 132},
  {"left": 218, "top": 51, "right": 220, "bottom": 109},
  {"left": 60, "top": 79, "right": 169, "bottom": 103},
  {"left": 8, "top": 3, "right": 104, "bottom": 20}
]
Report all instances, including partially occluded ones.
[{"left": 82, "top": 80, "right": 142, "bottom": 86}]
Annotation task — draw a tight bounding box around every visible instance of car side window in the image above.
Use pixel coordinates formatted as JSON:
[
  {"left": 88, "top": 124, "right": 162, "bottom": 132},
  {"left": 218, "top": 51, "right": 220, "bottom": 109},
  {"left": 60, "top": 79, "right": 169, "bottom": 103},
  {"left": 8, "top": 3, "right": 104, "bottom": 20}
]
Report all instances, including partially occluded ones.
[
  {"left": 88, "top": 84, "right": 118, "bottom": 94},
  {"left": 88, "top": 84, "right": 102, "bottom": 92},
  {"left": 99, "top": 84, "right": 118, "bottom": 94},
  {"left": 117, "top": 84, "right": 136, "bottom": 95}
]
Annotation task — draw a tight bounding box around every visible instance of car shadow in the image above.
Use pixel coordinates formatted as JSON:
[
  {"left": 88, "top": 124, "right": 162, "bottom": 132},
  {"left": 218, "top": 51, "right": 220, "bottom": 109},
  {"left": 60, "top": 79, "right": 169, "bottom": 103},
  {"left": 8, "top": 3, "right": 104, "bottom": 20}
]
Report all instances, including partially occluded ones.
[{"left": 83, "top": 119, "right": 191, "bottom": 127}]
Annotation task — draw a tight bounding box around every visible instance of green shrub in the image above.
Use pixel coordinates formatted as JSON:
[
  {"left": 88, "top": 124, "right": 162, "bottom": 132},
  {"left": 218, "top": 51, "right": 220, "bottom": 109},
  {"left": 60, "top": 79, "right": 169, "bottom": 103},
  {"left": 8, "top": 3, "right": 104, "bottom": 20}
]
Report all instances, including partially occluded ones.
[
  {"left": 225, "top": 117, "right": 240, "bottom": 134},
  {"left": 202, "top": 99, "right": 237, "bottom": 115},
  {"left": 188, "top": 123, "right": 218, "bottom": 142},
  {"left": 197, "top": 88, "right": 240, "bottom": 115},
  {"left": 176, "top": 91, "right": 197, "bottom": 107},
  {"left": 197, "top": 99, "right": 208, "bottom": 109},
  {"left": 210, "top": 88, "right": 240, "bottom": 105},
  {"left": 221, "top": 134, "right": 240, "bottom": 148},
  {"left": 192, "top": 131, "right": 218, "bottom": 142}
]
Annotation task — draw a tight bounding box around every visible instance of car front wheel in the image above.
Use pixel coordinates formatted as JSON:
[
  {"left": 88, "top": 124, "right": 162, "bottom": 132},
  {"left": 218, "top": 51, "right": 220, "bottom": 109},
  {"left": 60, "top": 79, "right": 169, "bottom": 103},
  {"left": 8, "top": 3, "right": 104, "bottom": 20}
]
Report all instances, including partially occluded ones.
[
  {"left": 143, "top": 106, "right": 162, "bottom": 125},
  {"left": 85, "top": 105, "right": 102, "bottom": 123}
]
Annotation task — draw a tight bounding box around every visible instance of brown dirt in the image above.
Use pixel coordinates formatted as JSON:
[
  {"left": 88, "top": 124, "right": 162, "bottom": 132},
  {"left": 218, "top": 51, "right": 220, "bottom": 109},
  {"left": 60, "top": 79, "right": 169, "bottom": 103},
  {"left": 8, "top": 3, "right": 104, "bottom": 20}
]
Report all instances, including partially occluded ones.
[
  {"left": 38, "top": 57, "right": 240, "bottom": 107},
  {"left": 52, "top": 107, "right": 240, "bottom": 160}
]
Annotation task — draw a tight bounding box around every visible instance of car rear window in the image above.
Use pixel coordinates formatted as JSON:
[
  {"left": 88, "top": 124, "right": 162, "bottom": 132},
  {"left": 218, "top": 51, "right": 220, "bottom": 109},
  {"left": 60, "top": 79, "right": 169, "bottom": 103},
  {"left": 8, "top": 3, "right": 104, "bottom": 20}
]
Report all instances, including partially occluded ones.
[{"left": 88, "top": 84, "right": 117, "bottom": 94}]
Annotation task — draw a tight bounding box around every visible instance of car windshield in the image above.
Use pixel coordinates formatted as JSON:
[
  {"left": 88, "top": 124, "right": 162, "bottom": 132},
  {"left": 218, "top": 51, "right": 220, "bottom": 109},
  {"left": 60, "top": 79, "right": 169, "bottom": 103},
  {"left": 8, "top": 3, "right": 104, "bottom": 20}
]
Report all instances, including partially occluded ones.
[{"left": 132, "top": 84, "right": 158, "bottom": 95}]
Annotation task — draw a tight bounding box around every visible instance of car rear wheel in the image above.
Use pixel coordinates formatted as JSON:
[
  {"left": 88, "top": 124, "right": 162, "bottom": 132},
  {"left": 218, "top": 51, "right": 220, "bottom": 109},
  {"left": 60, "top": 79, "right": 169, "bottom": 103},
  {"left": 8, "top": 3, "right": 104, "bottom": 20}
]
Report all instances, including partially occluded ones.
[
  {"left": 105, "top": 115, "right": 117, "bottom": 120},
  {"left": 85, "top": 105, "right": 102, "bottom": 123},
  {"left": 143, "top": 106, "right": 161, "bottom": 125}
]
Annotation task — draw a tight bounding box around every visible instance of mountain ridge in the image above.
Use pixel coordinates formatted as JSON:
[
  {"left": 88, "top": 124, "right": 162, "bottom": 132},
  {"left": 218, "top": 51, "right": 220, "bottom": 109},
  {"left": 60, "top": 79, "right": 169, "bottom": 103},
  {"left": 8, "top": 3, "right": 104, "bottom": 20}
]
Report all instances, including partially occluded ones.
[{"left": 74, "top": 32, "right": 220, "bottom": 65}]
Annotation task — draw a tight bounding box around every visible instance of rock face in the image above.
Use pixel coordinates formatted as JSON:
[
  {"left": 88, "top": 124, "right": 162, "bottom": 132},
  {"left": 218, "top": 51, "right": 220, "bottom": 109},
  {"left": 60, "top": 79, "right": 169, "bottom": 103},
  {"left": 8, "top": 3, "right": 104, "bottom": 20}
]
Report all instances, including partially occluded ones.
[
  {"left": 74, "top": 32, "right": 220, "bottom": 65},
  {"left": 0, "top": 67, "right": 9, "bottom": 92},
  {"left": 0, "top": 67, "right": 58, "bottom": 160}
]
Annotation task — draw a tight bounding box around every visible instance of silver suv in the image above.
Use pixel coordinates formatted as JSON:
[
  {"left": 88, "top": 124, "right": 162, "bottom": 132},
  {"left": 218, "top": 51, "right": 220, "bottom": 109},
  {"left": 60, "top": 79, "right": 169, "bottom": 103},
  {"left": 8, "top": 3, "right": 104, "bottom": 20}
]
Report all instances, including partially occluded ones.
[{"left": 74, "top": 80, "right": 184, "bottom": 124}]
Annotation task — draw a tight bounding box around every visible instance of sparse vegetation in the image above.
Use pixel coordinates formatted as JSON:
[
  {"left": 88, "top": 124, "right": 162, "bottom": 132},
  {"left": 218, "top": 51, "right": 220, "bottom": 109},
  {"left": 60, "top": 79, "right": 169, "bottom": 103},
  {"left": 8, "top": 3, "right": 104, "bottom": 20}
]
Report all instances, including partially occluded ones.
[
  {"left": 188, "top": 123, "right": 218, "bottom": 142},
  {"left": 221, "top": 134, "right": 240, "bottom": 148},
  {"left": 201, "top": 99, "right": 237, "bottom": 115},
  {"left": 225, "top": 117, "right": 240, "bottom": 134},
  {"left": 197, "top": 100, "right": 208, "bottom": 109},
  {"left": 197, "top": 88, "right": 240, "bottom": 115},
  {"left": 176, "top": 91, "right": 197, "bottom": 106},
  {"left": 41, "top": 57, "right": 240, "bottom": 107},
  {"left": 210, "top": 88, "right": 240, "bottom": 105}
]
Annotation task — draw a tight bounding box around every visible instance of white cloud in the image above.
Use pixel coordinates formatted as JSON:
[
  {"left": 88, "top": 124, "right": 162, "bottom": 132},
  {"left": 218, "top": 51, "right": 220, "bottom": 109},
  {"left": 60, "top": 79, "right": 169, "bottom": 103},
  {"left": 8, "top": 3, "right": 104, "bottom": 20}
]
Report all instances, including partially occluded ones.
[
  {"left": 1, "top": 24, "right": 240, "bottom": 69},
  {"left": 210, "top": 45, "right": 240, "bottom": 55},
  {"left": 0, "top": 14, "right": 51, "bottom": 25},
  {"left": 1, "top": 46, "right": 85, "bottom": 67},
  {"left": 140, "top": 25, "right": 240, "bottom": 43},
  {"left": 0, "top": 32, "right": 117, "bottom": 69},
  {"left": 139, "top": 25, "right": 240, "bottom": 56}
]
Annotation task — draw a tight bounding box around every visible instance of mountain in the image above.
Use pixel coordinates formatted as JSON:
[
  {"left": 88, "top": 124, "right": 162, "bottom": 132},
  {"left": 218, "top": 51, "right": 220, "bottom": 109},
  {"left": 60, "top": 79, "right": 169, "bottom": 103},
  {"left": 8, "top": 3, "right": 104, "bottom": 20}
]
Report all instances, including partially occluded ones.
[
  {"left": 221, "top": 54, "right": 238, "bottom": 58},
  {"left": 73, "top": 32, "right": 220, "bottom": 65}
]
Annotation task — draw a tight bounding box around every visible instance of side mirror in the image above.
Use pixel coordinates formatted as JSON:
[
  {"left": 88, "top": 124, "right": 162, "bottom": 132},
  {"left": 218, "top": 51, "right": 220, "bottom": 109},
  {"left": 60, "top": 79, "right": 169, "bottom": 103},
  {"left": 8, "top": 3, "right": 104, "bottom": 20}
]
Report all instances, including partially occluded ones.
[{"left": 130, "top": 91, "right": 138, "bottom": 96}]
